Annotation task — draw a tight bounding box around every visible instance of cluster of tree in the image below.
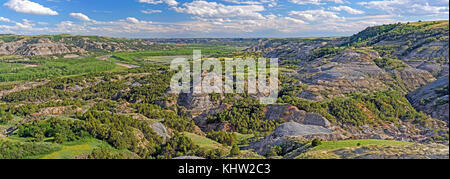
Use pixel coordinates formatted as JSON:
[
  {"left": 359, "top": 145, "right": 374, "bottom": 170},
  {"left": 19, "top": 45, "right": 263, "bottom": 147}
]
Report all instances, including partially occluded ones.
[
  {"left": 133, "top": 103, "right": 196, "bottom": 132},
  {"left": 206, "top": 131, "right": 237, "bottom": 146},
  {"left": 80, "top": 110, "right": 162, "bottom": 158},
  {"left": 156, "top": 134, "right": 198, "bottom": 159},
  {"left": 373, "top": 57, "right": 408, "bottom": 71},
  {"left": 230, "top": 144, "right": 241, "bottom": 156},
  {"left": 309, "top": 46, "right": 346, "bottom": 60},
  {"left": 280, "top": 90, "right": 429, "bottom": 127},
  {"left": 91, "top": 100, "right": 119, "bottom": 112},
  {"left": 208, "top": 103, "right": 278, "bottom": 135},
  {"left": 123, "top": 70, "right": 173, "bottom": 104},
  {"left": 266, "top": 145, "right": 283, "bottom": 157},
  {"left": 17, "top": 117, "right": 88, "bottom": 143},
  {"left": 1, "top": 85, "right": 71, "bottom": 103},
  {"left": 0, "top": 107, "right": 13, "bottom": 124},
  {"left": 38, "top": 99, "right": 85, "bottom": 109},
  {"left": 197, "top": 148, "right": 228, "bottom": 159},
  {"left": 279, "top": 74, "right": 308, "bottom": 97},
  {"left": 0, "top": 103, "right": 38, "bottom": 117},
  {"left": 82, "top": 81, "right": 127, "bottom": 100},
  {"left": 0, "top": 140, "right": 60, "bottom": 159},
  {"left": 87, "top": 147, "right": 136, "bottom": 159},
  {"left": 326, "top": 97, "right": 370, "bottom": 126},
  {"left": 346, "top": 23, "right": 399, "bottom": 46}
]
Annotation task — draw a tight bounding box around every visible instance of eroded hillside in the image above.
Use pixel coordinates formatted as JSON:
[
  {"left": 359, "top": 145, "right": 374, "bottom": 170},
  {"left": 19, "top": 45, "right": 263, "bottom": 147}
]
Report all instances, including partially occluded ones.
[{"left": 0, "top": 20, "right": 448, "bottom": 159}]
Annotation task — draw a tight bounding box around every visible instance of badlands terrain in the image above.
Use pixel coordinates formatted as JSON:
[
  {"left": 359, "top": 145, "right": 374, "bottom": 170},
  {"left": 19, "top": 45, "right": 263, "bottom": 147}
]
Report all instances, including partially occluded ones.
[{"left": 0, "top": 20, "right": 448, "bottom": 159}]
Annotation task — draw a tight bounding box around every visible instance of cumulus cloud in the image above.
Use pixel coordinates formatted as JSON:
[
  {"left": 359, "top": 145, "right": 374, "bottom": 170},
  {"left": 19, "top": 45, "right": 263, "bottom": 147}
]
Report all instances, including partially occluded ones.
[
  {"left": 141, "top": 9, "right": 162, "bottom": 14},
  {"left": 138, "top": 0, "right": 178, "bottom": 6},
  {"left": 0, "top": 13, "right": 399, "bottom": 38},
  {"left": 165, "top": 0, "right": 178, "bottom": 6},
  {"left": 0, "top": 0, "right": 414, "bottom": 38},
  {"left": 289, "top": 9, "right": 344, "bottom": 22},
  {"left": 69, "top": 13, "right": 91, "bottom": 22},
  {"left": 15, "top": 19, "right": 33, "bottom": 29},
  {"left": 329, "top": 6, "right": 365, "bottom": 14},
  {"left": 360, "top": 0, "right": 449, "bottom": 16},
  {"left": 3, "top": 0, "right": 58, "bottom": 15},
  {"left": 0, "top": 17, "right": 12, "bottom": 23},
  {"left": 289, "top": 0, "right": 345, "bottom": 5},
  {"left": 0, "top": 19, "right": 36, "bottom": 33},
  {"left": 126, "top": 17, "right": 140, "bottom": 24},
  {"left": 174, "top": 0, "right": 265, "bottom": 20},
  {"left": 224, "top": 0, "right": 278, "bottom": 7}
]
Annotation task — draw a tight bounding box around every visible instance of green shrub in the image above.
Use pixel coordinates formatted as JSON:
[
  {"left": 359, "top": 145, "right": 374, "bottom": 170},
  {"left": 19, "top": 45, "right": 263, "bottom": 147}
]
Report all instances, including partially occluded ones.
[
  {"left": 312, "top": 139, "right": 322, "bottom": 147},
  {"left": 230, "top": 144, "right": 241, "bottom": 156}
]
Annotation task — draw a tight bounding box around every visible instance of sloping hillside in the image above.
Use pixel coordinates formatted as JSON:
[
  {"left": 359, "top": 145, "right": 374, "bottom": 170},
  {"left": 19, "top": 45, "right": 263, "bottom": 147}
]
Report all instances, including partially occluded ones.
[
  {"left": 248, "top": 21, "right": 448, "bottom": 100},
  {"left": 0, "top": 34, "right": 154, "bottom": 56},
  {"left": 407, "top": 77, "right": 449, "bottom": 123}
]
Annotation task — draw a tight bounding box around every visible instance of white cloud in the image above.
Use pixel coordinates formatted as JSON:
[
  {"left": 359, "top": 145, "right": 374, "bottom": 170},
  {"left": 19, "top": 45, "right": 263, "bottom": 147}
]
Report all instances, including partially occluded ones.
[
  {"left": 0, "top": 12, "right": 400, "bottom": 38},
  {"left": 15, "top": 19, "right": 33, "bottom": 29},
  {"left": 224, "top": 0, "right": 278, "bottom": 7},
  {"left": 0, "top": 17, "right": 12, "bottom": 23},
  {"left": 0, "top": 1, "right": 417, "bottom": 38},
  {"left": 69, "top": 13, "right": 91, "bottom": 22},
  {"left": 3, "top": 0, "right": 58, "bottom": 15},
  {"left": 126, "top": 17, "right": 140, "bottom": 24},
  {"left": 165, "top": 0, "right": 178, "bottom": 6},
  {"left": 289, "top": 0, "right": 344, "bottom": 5},
  {"left": 289, "top": 9, "right": 344, "bottom": 22},
  {"left": 224, "top": 0, "right": 261, "bottom": 4},
  {"left": 138, "top": 0, "right": 178, "bottom": 6},
  {"left": 138, "top": 0, "right": 160, "bottom": 5},
  {"left": 360, "top": 0, "right": 449, "bottom": 16},
  {"left": 174, "top": 0, "right": 265, "bottom": 20},
  {"left": 141, "top": 9, "right": 162, "bottom": 14},
  {"left": 329, "top": 6, "right": 365, "bottom": 14}
]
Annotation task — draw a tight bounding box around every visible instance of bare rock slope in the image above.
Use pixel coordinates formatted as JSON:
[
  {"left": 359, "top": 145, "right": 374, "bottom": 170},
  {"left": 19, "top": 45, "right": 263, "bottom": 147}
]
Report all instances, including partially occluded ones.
[{"left": 407, "top": 77, "right": 449, "bottom": 123}]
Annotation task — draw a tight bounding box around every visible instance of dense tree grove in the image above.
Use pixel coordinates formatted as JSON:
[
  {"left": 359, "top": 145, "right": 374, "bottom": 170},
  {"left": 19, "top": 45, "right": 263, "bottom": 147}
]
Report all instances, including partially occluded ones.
[
  {"left": 0, "top": 107, "right": 13, "bottom": 124},
  {"left": 309, "top": 46, "right": 346, "bottom": 60},
  {"left": 280, "top": 90, "right": 430, "bottom": 126},
  {"left": 207, "top": 101, "right": 279, "bottom": 135},
  {"left": 230, "top": 144, "right": 240, "bottom": 156},
  {"left": 17, "top": 117, "right": 87, "bottom": 143},
  {"left": 373, "top": 57, "right": 408, "bottom": 70},
  {"left": 0, "top": 63, "right": 225, "bottom": 159},
  {"left": 87, "top": 147, "right": 133, "bottom": 159},
  {"left": 156, "top": 134, "right": 198, "bottom": 159},
  {"left": 207, "top": 131, "right": 237, "bottom": 146},
  {"left": 0, "top": 140, "right": 60, "bottom": 159},
  {"left": 133, "top": 103, "right": 196, "bottom": 132}
]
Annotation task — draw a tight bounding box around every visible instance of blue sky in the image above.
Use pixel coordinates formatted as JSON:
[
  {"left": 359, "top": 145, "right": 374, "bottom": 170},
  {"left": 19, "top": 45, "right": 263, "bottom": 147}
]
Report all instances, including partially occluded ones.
[{"left": 0, "top": 0, "right": 448, "bottom": 38}]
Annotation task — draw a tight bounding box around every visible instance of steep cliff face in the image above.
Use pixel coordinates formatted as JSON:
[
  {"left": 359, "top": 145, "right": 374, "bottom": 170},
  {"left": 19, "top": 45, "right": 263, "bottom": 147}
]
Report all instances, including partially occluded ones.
[{"left": 407, "top": 77, "right": 449, "bottom": 123}]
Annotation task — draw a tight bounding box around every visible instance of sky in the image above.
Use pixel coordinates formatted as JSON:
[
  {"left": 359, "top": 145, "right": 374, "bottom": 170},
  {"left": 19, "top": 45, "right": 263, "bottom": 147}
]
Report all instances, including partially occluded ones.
[{"left": 0, "top": 0, "right": 449, "bottom": 38}]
